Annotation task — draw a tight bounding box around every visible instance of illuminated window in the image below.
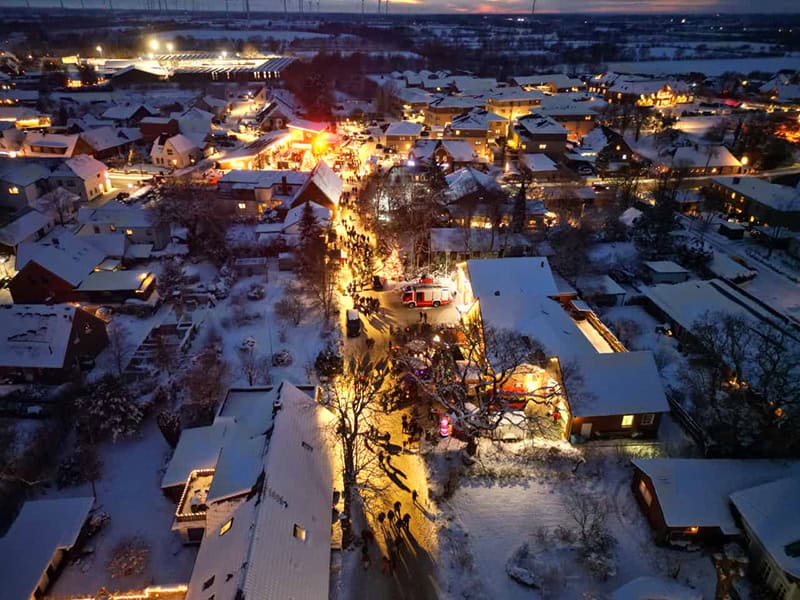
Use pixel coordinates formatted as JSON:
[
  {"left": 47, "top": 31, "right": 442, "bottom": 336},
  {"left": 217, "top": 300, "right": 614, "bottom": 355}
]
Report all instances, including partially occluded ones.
[
  {"left": 538, "top": 144, "right": 547, "bottom": 150},
  {"left": 638, "top": 480, "right": 652, "bottom": 506},
  {"left": 238, "top": 203, "right": 247, "bottom": 210},
  {"left": 621, "top": 415, "right": 634, "bottom": 427},
  {"left": 293, "top": 524, "right": 307, "bottom": 541},
  {"left": 203, "top": 575, "right": 215, "bottom": 590},
  {"left": 8, "top": 186, "right": 19, "bottom": 195},
  {"left": 219, "top": 518, "right": 233, "bottom": 536},
  {"left": 641, "top": 413, "right": 655, "bottom": 426},
  {"left": 125, "top": 229, "right": 133, "bottom": 236}
]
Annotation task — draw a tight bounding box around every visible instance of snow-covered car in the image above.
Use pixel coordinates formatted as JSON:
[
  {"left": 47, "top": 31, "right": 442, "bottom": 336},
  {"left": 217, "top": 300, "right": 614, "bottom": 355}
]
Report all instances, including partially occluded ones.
[
  {"left": 247, "top": 284, "right": 266, "bottom": 301},
  {"left": 240, "top": 336, "right": 257, "bottom": 351}
]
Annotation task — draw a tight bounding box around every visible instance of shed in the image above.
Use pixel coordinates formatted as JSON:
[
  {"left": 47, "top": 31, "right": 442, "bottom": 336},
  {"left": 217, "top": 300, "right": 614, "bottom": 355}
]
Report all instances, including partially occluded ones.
[{"left": 642, "top": 260, "right": 690, "bottom": 284}]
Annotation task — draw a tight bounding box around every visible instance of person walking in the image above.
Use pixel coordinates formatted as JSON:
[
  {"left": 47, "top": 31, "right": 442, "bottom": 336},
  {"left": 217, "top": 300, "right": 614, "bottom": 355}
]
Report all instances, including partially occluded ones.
[
  {"left": 403, "top": 513, "right": 411, "bottom": 529},
  {"left": 394, "top": 500, "right": 401, "bottom": 515},
  {"left": 387, "top": 510, "right": 395, "bottom": 526}
]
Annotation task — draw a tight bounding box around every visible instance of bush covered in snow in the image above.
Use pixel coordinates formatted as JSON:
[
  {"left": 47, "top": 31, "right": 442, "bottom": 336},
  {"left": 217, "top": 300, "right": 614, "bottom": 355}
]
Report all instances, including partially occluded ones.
[
  {"left": 506, "top": 542, "right": 565, "bottom": 593},
  {"left": 72, "top": 375, "right": 143, "bottom": 444}
]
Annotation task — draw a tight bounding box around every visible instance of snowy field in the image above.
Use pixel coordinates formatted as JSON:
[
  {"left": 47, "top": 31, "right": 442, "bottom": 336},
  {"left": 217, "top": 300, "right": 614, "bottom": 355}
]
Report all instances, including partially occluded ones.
[
  {"left": 438, "top": 442, "right": 716, "bottom": 600},
  {"left": 606, "top": 54, "right": 800, "bottom": 77}
]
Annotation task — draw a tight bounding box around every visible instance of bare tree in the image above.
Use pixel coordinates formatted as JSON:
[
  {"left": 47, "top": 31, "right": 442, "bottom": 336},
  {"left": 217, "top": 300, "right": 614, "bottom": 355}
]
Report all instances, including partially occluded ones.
[
  {"left": 325, "top": 353, "right": 390, "bottom": 548},
  {"left": 395, "top": 320, "right": 562, "bottom": 445},
  {"left": 180, "top": 347, "right": 229, "bottom": 424},
  {"left": 106, "top": 321, "right": 134, "bottom": 378},
  {"left": 239, "top": 349, "right": 269, "bottom": 386}
]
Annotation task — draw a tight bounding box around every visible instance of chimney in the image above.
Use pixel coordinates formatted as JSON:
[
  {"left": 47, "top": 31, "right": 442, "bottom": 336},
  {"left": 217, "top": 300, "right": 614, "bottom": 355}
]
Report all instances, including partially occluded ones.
[
  {"left": 272, "top": 400, "right": 283, "bottom": 417},
  {"left": 281, "top": 175, "right": 288, "bottom": 195}
]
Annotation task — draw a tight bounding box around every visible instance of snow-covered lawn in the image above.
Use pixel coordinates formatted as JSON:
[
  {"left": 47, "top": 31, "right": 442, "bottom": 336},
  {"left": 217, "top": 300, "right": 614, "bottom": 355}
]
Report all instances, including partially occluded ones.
[
  {"left": 438, "top": 442, "right": 715, "bottom": 599},
  {"left": 47, "top": 419, "right": 197, "bottom": 595}
]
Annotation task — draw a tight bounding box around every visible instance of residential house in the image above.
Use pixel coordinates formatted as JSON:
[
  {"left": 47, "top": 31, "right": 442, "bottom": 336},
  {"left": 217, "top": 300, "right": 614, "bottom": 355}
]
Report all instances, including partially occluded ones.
[
  {"left": 536, "top": 95, "right": 600, "bottom": 140},
  {"left": 0, "top": 161, "right": 50, "bottom": 209},
  {"left": 607, "top": 79, "right": 694, "bottom": 108},
  {"left": 643, "top": 278, "right": 790, "bottom": 344},
  {"left": 424, "top": 96, "right": 483, "bottom": 127},
  {"left": 150, "top": 133, "right": 202, "bottom": 169},
  {"left": 430, "top": 227, "right": 536, "bottom": 265},
  {"left": 575, "top": 126, "right": 635, "bottom": 171},
  {"left": 0, "top": 209, "right": 54, "bottom": 254},
  {"left": 512, "top": 74, "right": 585, "bottom": 94},
  {"left": 632, "top": 459, "right": 800, "bottom": 545},
  {"left": 519, "top": 153, "right": 561, "bottom": 181},
  {"left": 444, "top": 167, "right": 505, "bottom": 228},
  {"left": 666, "top": 145, "right": 741, "bottom": 176},
  {"left": 0, "top": 303, "right": 108, "bottom": 381},
  {"left": 101, "top": 102, "right": 157, "bottom": 126},
  {"left": 171, "top": 107, "right": 214, "bottom": 136},
  {"left": 212, "top": 131, "right": 291, "bottom": 171},
  {"left": 730, "top": 477, "right": 800, "bottom": 600},
  {"left": 510, "top": 115, "right": 568, "bottom": 156},
  {"left": 0, "top": 497, "right": 95, "bottom": 598},
  {"left": 48, "top": 155, "right": 110, "bottom": 203},
  {"left": 256, "top": 201, "right": 332, "bottom": 247},
  {"left": 711, "top": 176, "right": 800, "bottom": 231},
  {"left": 287, "top": 118, "right": 329, "bottom": 144},
  {"left": 484, "top": 87, "right": 545, "bottom": 121},
  {"left": 383, "top": 121, "right": 423, "bottom": 153},
  {"left": 138, "top": 116, "right": 180, "bottom": 143},
  {"left": 108, "top": 65, "right": 169, "bottom": 87},
  {"left": 446, "top": 109, "right": 508, "bottom": 159},
  {"left": 80, "top": 126, "right": 142, "bottom": 160},
  {"left": 256, "top": 96, "right": 299, "bottom": 131},
  {"left": 10, "top": 233, "right": 104, "bottom": 303},
  {"left": 218, "top": 160, "right": 341, "bottom": 216},
  {"left": 77, "top": 199, "right": 170, "bottom": 250},
  {"left": 409, "top": 139, "right": 476, "bottom": 171},
  {"left": 0, "top": 105, "right": 51, "bottom": 128},
  {"left": 194, "top": 95, "right": 230, "bottom": 119},
  {"left": 180, "top": 382, "right": 335, "bottom": 600},
  {"left": 564, "top": 351, "right": 668, "bottom": 440},
  {"left": 21, "top": 132, "right": 92, "bottom": 158}
]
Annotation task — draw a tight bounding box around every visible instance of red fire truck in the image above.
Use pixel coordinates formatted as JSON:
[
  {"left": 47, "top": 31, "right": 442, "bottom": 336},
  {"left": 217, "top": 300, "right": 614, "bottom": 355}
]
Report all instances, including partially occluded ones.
[{"left": 401, "top": 285, "right": 452, "bottom": 308}]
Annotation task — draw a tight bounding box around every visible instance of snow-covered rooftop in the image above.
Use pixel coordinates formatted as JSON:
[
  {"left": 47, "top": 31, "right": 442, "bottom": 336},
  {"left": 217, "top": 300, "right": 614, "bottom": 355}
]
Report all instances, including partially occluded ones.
[
  {"left": 670, "top": 145, "right": 741, "bottom": 169},
  {"left": 161, "top": 420, "right": 229, "bottom": 489},
  {"left": 633, "top": 459, "right": 800, "bottom": 534},
  {"left": 0, "top": 210, "right": 51, "bottom": 247},
  {"left": 478, "top": 293, "right": 597, "bottom": 361},
  {"left": 730, "top": 476, "right": 800, "bottom": 579},
  {"left": 186, "top": 381, "right": 335, "bottom": 600},
  {"left": 446, "top": 166, "right": 502, "bottom": 200},
  {"left": 440, "top": 139, "right": 475, "bottom": 163},
  {"left": 643, "top": 278, "right": 780, "bottom": 334},
  {"left": 467, "top": 256, "right": 558, "bottom": 299},
  {"left": 56, "top": 154, "right": 108, "bottom": 180},
  {"left": 713, "top": 176, "right": 800, "bottom": 213},
  {"left": 520, "top": 153, "right": 558, "bottom": 172},
  {"left": 80, "top": 126, "right": 141, "bottom": 152},
  {"left": 15, "top": 233, "right": 105, "bottom": 286},
  {"left": 430, "top": 228, "right": 534, "bottom": 254},
  {"left": 518, "top": 114, "right": 568, "bottom": 137},
  {"left": 385, "top": 121, "right": 423, "bottom": 137},
  {"left": 78, "top": 200, "right": 154, "bottom": 228},
  {"left": 0, "top": 304, "right": 93, "bottom": 369},
  {"left": 0, "top": 497, "right": 94, "bottom": 600},
  {"left": 76, "top": 269, "right": 152, "bottom": 292},
  {"left": 643, "top": 260, "right": 688, "bottom": 275},
  {"left": 569, "top": 351, "right": 669, "bottom": 417}
]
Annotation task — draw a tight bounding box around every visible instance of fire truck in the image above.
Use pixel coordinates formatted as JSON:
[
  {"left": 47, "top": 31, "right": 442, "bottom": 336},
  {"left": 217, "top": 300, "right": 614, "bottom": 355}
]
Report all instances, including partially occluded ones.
[{"left": 401, "top": 285, "right": 452, "bottom": 308}]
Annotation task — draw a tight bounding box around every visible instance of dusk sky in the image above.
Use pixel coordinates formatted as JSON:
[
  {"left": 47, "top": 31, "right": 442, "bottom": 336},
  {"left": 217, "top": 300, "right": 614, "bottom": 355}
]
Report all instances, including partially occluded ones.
[{"left": 2, "top": 0, "right": 800, "bottom": 12}]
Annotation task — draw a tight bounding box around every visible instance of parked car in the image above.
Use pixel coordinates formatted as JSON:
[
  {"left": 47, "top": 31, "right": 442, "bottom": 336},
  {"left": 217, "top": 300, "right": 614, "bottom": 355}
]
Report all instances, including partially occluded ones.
[{"left": 346, "top": 309, "right": 362, "bottom": 338}]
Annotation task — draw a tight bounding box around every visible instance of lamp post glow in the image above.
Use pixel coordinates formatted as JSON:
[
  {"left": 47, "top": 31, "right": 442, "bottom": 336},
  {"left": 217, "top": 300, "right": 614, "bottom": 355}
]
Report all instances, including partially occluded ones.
[
  {"left": 166, "top": 42, "right": 174, "bottom": 53},
  {"left": 148, "top": 39, "right": 159, "bottom": 52},
  {"left": 96, "top": 45, "right": 103, "bottom": 55}
]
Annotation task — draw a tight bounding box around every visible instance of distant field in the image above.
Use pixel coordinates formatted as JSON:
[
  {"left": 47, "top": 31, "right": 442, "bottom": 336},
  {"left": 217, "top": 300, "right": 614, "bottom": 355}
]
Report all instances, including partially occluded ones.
[
  {"left": 605, "top": 54, "right": 800, "bottom": 76},
  {"left": 154, "top": 28, "right": 331, "bottom": 40}
]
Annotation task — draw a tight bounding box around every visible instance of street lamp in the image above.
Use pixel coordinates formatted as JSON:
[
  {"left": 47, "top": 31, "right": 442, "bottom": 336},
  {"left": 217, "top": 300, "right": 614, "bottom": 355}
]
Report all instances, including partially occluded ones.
[
  {"left": 166, "top": 42, "right": 174, "bottom": 53},
  {"left": 96, "top": 45, "right": 103, "bottom": 55},
  {"left": 148, "top": 39, "right": 160, "bottom": 52},
  {"left": 741, "top": 155, "right": 749, "bottom": 166}
]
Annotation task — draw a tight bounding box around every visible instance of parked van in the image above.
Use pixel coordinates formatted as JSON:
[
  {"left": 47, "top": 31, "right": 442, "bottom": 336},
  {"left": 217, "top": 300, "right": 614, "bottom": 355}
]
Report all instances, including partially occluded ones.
[
  {"left": 401, "top": 285, "right": 452, "bottom": 308},
  {"left": 346, "top": 309, "right": 362, "bottom": 337}
]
